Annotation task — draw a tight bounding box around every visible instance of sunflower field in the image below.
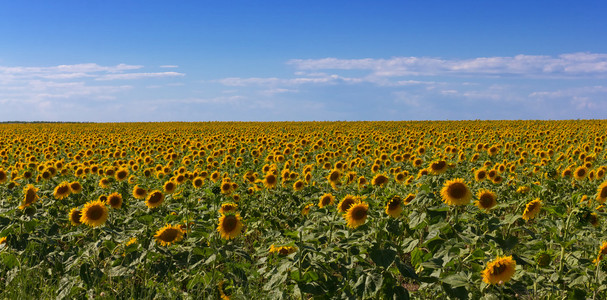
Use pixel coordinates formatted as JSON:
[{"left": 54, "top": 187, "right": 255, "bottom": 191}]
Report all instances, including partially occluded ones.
[{"left": 1, "top": 121, "right": 607, "bottom": 299}]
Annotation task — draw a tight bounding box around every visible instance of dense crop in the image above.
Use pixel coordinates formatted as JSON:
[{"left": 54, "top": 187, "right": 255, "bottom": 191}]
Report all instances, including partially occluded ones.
[{"left": 1, "top": 121, "right": 607, "bottom": 299}]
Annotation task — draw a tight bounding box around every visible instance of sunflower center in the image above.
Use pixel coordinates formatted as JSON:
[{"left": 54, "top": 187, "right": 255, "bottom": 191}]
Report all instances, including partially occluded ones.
[
  {"left": 321, "top": 197, "right": 331, "bottom": 206},
  {"left": 329, "top": 171, "right": 340, "bottom": 181},
  {"left": 266, "top": 175, "right": 276, "bottom": 184},
  {"left": 159, "top": 228, "right": 179, "bottom": 242},
  {"left": 477, "top": 171, "right": 486, "bottom": 179},
  {"left": 149, "top": 192, "right": 163, "bottom": 204},
  {"left": 222, "top": 216, "right": 238, "bottom": 232},
  {"left": 447, "top": 183, "right": 467, "bottom": 199},
  {"left": 58, "top": 186, "right": 70, "bottom": 194},
  {"left": 388, "top": 198, "right": 402, "bottom": 210},
  {"left": 109, "top": 196, "right": 121, "bottom": 206},
  {"left": 479, "top": 194, "right": 494, "bottom": 207},
  {"left": 25, "top": 190, "right": 37, "bottom": 203},
  {"left": 431, "top": 161, "right": 446, "bottom": 170},
  {"left": 87, "top": 205, "right": 104, "bottom": 220},
  {"left": 492, "top": 263, "right": 507, "bottom": 275},
  {"left": 351, "top": 207, "right": 367, "bottom": 220},
  {"left": 577, "top": 169, "right": 586, "bottom": 176},
  {"left": 71, "top": 211, "right": 82, "bottom": 224},
  {"left": 601, "top": 187, "right": 607, "bottom": 198},
  {"left": 341, "top": 199, "right": 355, "bottom": 211}
]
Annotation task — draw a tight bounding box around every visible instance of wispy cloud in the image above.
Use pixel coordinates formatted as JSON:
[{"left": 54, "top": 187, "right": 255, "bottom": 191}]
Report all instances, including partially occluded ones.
[
  {"left": 287, "top": 52, "right": 607, "bottom": 77},
  {"left": 159, "top": 65, "right": 179, "bottom": 68},
  {"left": 96, "top": 72, "right": 185, "bottom": 80}
]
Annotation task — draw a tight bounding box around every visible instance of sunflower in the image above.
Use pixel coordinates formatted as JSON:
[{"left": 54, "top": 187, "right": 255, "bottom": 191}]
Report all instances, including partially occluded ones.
[
  {"left": 344, "top": 202, "right": 369, "bottom": 228},
  {"left": 475, "top": 190, "right": 497, "bottom": 210},
  {"left": 474, "top": 169, "right": 487, "bottom": 181},
  {"left": 595, "top": 241, "right": 607, "bottom": 264},
  {"left": 403, "top": 193, "right": 415, "bottom": 205},
  {"left": 574, "top": 166, "right": 588, "bottom": 180},
  {"left": 338, "top": 195, "right": 359, "bottom": 212},
  {"left": 80, "top": 200, "right": 109, "bottom": 227},
  {"left": 371, "top": 173, "right": 389, "bottom": 187},
  {"left": 327, "top": 169, "right": 341, "bottom": 184},
  {"left": 107, "top": 192, "right": 123, "bottom": 209},
  {"left": 220, "top": 181, "right": 233, "bottom": 194},
  {"left": 440, "top": 178, "right": 472, "bottom": 206},
  {"left": 358, "top": 176, "right": 368, "bottom": 189},
  {"left": 115, "top": 168, "right": 129, "bottom": 181},
  {"left": 385, "top": 196, "right": 403, "bottom": 218},
  {"left": 0, "top": 237, "right": 6, "bottom": 247},
  {"left": 293, "top": 180, "right": 305, "bottom": 191},
  {"left": 299, "top": 203, "right": 313, "bottom": 216},
  {"left": 132, "top": 185, "right": 147, "bottom": 199},
  {"left": 145, "top": 190, "right": 164, "bottom": 209},
  {"left": 597, "top": 181, "right": 607, "bottom": 204},
  {"left": 154, "top": 224, "right": 184, "bottom": 246},
  {"left": 482, "top": 256, "right": 516, "bottom": 285},
  {"left": 54, "top": 182, "right": 71, "bottom": 200},
  {"left": 69, "top": 181, "right": 83, "bottom": 194},
  {"left": 0, "top": 168, "right": 7, "bottom": 183},
  {"left": 318, "top": 193, "right": 335, "bottom": 208},
  {"left": 522, "top": 198, "right": 542, "bottom": 220},
  {"left": 269, "top": 244, "right": 297, "bottom": 255},
  {"left": 263, "top": 173, "right": 278, "bottom": 189},
  {"left": 428, "top": 160, "right": 448, "bottom": 175},
  {"left": 20, "top": 184, "right": 39, "bottom": 209},
  {"left": 69, "top": 208, "right": 83, "bottom": 226},
  {"left": 192, "top": 177, "right": 204, "bottom": 188},
  {"left": 219, "top": 202, "right": 238, "bottom": 214},
  {"left": 99, "top": 177, "right": 110, "bottom": 189},
  {"left": 163, "top": 180, "right": 177, "bottom": 194},
  {"left": 217, "top": 213, "right": 243, "bottom": 240}
]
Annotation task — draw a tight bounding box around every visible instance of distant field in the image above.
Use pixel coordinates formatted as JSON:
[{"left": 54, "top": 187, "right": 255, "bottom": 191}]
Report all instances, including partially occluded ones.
[{"left": 1, "top": 121, "right": 606, "bottom": 299}]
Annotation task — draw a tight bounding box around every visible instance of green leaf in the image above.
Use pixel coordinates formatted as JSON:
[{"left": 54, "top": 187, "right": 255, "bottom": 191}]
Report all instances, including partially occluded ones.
[{"left": 370, "top": 247, "right": 397, "bottom": 269}]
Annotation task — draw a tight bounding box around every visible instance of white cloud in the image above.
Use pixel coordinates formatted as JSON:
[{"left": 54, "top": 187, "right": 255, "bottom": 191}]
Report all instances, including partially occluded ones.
[
  {"left": 95, "top": 72, "right": 185, "bottom": 80},
  {"left": 159, "top": 65, "right": 179, "bottom": 68},
  {"left": 287, "top": 52, "right": 607, "bottom": 77}
]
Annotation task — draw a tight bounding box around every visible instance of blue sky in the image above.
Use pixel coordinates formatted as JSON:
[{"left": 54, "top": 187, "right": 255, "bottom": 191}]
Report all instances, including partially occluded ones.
[{"left": 1, "top": 0, "right": 606, "bottom": 121}]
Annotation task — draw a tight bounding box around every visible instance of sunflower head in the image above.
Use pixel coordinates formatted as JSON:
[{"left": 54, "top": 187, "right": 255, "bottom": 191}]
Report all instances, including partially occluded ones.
[
  {"left": 345, "top": 202, "right": 369, "bottom": 228},
  {"left": 217, "top": 213, "right": 243, "bottom": 240},
  {"left": 132, "top": 185, "right": 147, "bottom": 199},
  {"left": 263, "top": 173, "right": 278, "bottom": 189},
  {"left": 403, "top": 193, "right": 416, "bottom": 205},
  {"left": 475, "top": 190, "right": 497, "bottom": 210},
  {"left": 145, "top": 190, "right": 165, "bottom": 209},
  {"left": 371, "top": 174, "right": 389, "bottom": 187},
  {"left": 164, "top": 180, "right": 177, "bottom": 194},
  {"left": 385, "top": 196, "right": 403, "bottom": 218},
  {"left": 293, "top": 180, "right": 305, "bottom": 191},
  {"left": 80, "top": 200, "right": 109, "bottom": 227},
  {"left": 107, "top": 192, "right": 123, "bottom": 209},
  {"left": 318, "top": 193, "right": 335, "bottom": 208},
  {"left": 69, "top": 208, "right": 83, "bottom": 226},
  {"left": 327, "top": 169, "right": 341, "bottom": 183},
  {"left": 54, "top": 182, "right": 71, "bottom": 200},
  {"left": 115, "top": 168, "right": 129, "bottom": 181},
  {"left": 428, "top": 160, "right": 448, "bottom": 175},
  {"left": 522, "top": 198, "right": 542, "bottom": 220},
  {"left": 440, "top": 178, "right": 472, "bottom": 206},
  {"left": 21, "top": 184, "right": 39, "bottom": 208},
  {"left": 597, "top": 181, "right": 607, "bottom": 204},
  {"left": 219, "top": 202, "right": 238, "bottom": 214},
  {"left": 338, "top": 195, "right": 359, "bottom": 212},
  {"left": 535, "top": 251, "right": 552, "bottom": 268},
  {"left": 481, "top": 256, "right": 516, "bottom": 285},
  {"left": 301, "top": 203, "right": 314, "bottom": 216},
  {"left": 154, "top": 224, "right": 184, "bottom": 246},
  {"left": 69, "top": 181, "right": 83, "bottom": 194}
]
